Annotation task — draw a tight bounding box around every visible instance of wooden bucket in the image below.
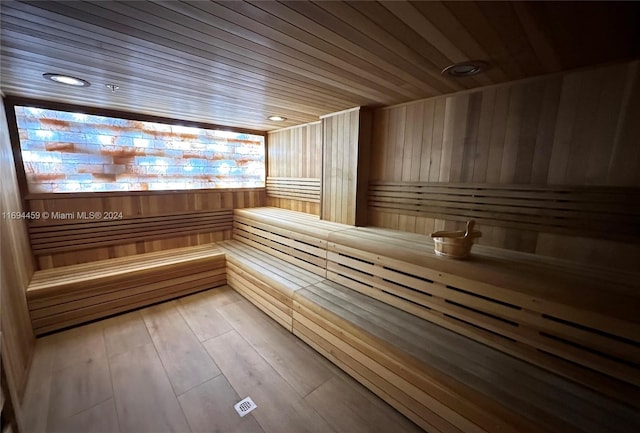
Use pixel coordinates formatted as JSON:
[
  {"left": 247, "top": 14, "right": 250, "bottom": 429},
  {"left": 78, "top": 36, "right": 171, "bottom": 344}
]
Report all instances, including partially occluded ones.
[{"left": 430, "top": 220, "right": 482, "bottom": 259}]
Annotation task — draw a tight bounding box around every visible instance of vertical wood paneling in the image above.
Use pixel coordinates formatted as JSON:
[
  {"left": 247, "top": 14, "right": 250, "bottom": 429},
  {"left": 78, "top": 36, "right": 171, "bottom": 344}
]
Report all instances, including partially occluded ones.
[
  {"left": 513, "top": 81, "right": 544, "bottom": 184},
  {"left": 485, "top": 86, "right": 510, "bottom": 183},
  {"left": 441, "top": 98, "right": 458, "bottom": 183},
  {"left": 418, "top": 100, "right": 433, "bottom": 182},
  {"left": 1, "top": 100, "right": 35, "bottom": 412},
  {"left": 547, "top": 71, "right": 582, "bottom": 184},
  {"left": 321, "top": 108, "right": 370, "bottom": 226},
  {"left": 428, "top": 99, "right": 445, "bottom": 183},
  {"left": 471, "top": 87, "right": 496, "bottom": 182},
  {"left": 460, "top": 92, "right": 482, "bottom": 182},
  {"left": 368, "top": 60, "right": 640, "bottom": 268},
  {"left": 584, "top": 65, "right": 626, "bottom": 184},
  {"left": 608, "top": 62, "right": 640, "bottom": 185},
  {"left": 500, "top": 84, "right": 524, "bottom": 183},
  {"left": 564, "top": 68, "right": 604, "bottom": 184},
  {"left": 267, "top": 122, "right": 322, "bottom": 215},
  {"left": 529, "top": 77, "right": 562, "bottom": 184}
]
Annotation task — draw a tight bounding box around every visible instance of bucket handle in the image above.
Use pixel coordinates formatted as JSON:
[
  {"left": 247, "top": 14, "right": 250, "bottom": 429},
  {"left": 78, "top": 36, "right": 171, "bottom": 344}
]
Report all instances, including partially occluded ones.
[{"left": 464, "top": 220, "right": 475, "bottom": 239}]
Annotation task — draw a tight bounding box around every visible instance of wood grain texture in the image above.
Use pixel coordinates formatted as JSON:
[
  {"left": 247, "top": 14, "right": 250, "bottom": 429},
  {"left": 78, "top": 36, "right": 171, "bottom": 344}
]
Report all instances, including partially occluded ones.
[
  {"left": 109, "top": 343, "right": 191, "bottom": 433},
  {"left": 47, "top": 398, "right": 119, "bottom": 433},
  {"left": 27, "top": 188, "right": 265, "bottom": 269},
  {"left": 141, "top": 301, "right": 221, "bottom": 396},
  {"left": 321, "top": 108, "right": 372, "bottom": 226},
  {"left": 20, "top": 287, "right": 425, "bottom": 433},
  {"left": 28, "top": 209, "right": 233, "bottom": 255},
  {"left": 27, "top": 244, "right": 227, "bottom": 335},
  {"left": 266, "top": 178, "right": 321, "bottom": 203},
  {"left": 219, "top": 207, "right": 350, "bottom": 330},
  {"left": 265, "top": 197, "right": 320, "bottom": 215},
  {"left": 368, "top": 182, "right": 640, "bottom": 241},
  {"left": 305, "top": 375, "right": 424, "bottom": 433},
  {"left": 178, "top": 375, "right": 265, "bottom": 433},
  {"left": 102, "top": 310, "right": 151, "bottom": 359},
  {"left": 203, "top": 330, "right": 336, "bottom": 433},
  {"left": 175, "top": 287, "right": 240, "bottom": 343},
  {"left": 368, "top": 60, "right": 640, "bottom": 268},
  {"left": 294, "top": 281, "right": 640, "bottom": 433},
  {"left": 0, "top": 100, "right": 35, "bottom": 409},
  {"left": 219, "top": 240, "right": 324, "bottom": 331},
  {"left": 1, "top": 1, "right": 638, "bottom": 130},
  {"left": 218, "top": 300, "right": 334, "bottom": 397},
  {"left": 325, "top": 226, "right": 640, "bottom": 402},
  {"left": 267, "top": 122, "right": 322, "bottom": 214},
  {"left": 47, "top": 356, "right": 112, "bottom": 424}
]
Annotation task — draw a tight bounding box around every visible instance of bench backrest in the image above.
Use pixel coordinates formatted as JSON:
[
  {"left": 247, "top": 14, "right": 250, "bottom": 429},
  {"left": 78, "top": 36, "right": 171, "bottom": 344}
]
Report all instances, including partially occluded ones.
[
  {"left": 369, "top": 182, "right": 640, "bottom": 241},
  {"left": 29, "top": 209, "right": 232, "bottom": 255}
]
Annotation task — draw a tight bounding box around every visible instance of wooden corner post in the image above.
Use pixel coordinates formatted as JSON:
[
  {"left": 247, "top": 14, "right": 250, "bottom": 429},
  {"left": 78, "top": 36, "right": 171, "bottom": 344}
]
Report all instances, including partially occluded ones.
[{"left": 320, "top": 107, "right": 372, "bottom": 226}]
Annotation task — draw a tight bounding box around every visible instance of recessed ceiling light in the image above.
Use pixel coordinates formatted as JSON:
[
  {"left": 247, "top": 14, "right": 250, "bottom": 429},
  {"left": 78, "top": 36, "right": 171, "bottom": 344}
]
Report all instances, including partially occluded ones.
[
  {"left": 267, "top": 115, "right": 287, "bottom": 122},
  {"left": 441, "top": 61, "right": 489, "bottom": 77},
  {"left": 43, "top": 73, "right": 90, "bottom": 87}
]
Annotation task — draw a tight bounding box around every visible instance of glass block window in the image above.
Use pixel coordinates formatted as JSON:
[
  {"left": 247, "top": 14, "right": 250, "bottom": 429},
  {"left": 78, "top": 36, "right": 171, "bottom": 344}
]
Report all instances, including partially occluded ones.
[{"left": 14, "top": 106, "right": 265, "bottom": 193}]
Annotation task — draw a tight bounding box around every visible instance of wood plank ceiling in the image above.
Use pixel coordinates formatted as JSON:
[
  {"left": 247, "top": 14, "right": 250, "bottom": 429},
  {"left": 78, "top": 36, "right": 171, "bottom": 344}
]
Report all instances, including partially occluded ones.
[{"left": 1, "top": 1, "right": 638, "bottom": 131}]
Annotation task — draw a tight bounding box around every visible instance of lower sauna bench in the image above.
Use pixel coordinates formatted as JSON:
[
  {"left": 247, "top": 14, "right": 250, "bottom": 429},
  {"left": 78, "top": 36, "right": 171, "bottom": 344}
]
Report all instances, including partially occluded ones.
[
  {"left": 218, "top": 239, "right": 323, "bottom": 331},
  {"left": 26, "top": 244, "right": 226, "bottom": 335},
  {"left": 293, "top": 280, "right": 640, "bottom": 433}
]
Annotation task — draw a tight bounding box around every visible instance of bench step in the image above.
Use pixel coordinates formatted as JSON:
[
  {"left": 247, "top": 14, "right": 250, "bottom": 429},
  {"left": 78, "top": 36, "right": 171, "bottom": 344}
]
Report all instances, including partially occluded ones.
[
  {"left": 218, "top": 240, "right": 323, "bottom": 331},
  {"left": 233, "top": 207, "right": 352, "bottom": 278},
  {"left": 294, "top": 281, "right": 640, "bottom": 433},
  {"left": 27, "top": 244, "right": 226, "bottom": 335},
  {"left": 326, "top": 227, "right": 640, "bottom": 401}
]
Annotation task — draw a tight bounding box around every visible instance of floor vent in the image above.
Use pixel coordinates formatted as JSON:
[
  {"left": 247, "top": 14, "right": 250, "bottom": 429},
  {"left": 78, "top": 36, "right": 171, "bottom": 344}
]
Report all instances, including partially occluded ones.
[{"left": 234, "top": 396, "right": 257, "bottom": 417}]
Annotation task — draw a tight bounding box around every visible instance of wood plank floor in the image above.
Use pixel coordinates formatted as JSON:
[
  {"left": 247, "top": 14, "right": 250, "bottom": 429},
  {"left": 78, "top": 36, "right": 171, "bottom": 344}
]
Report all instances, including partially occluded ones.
[{"left": 20, "top": 285, "right": 424, "bottom": 433}]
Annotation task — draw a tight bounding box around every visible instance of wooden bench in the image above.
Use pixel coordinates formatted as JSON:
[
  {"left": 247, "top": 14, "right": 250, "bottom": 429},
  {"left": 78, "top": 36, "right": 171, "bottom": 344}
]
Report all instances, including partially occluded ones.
[
  {"left": 217, "top": 240, "right": 323, "bottom": 331},
  {"left": 219, "top": 207, "right": 351, "bottom": 330},
  {"left": 221, "top": 207, "right": 640, "bottom": 433},
  {"left": 326, "top": 227, "right": 640, "bottom": 404},
  {"left": 232, "top": 207, "right": 351, "bottom": 277},
  {"left": 27, "top": 244, "right": 226, "bottom": 335},
  {"left": 293, "top": 281, "right": 640, "bottom": 433}
]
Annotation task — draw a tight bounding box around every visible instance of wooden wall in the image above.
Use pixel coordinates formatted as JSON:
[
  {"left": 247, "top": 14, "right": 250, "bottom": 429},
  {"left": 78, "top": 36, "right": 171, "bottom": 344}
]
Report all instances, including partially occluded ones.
[
  {"left": 26, "top": 188, "right": 265, "bottom": 269},
  {"left": 369, "top": 60, "right": 640, "bottom": 270},
  {"left": 1, "top": 100, "right": 35, "bottom": 415},
  {"left": 267, "top": 122, "right": 322, "bottom": 215},
  {"left": 321, "top": 108, "right": 372, "bottom": 226}
]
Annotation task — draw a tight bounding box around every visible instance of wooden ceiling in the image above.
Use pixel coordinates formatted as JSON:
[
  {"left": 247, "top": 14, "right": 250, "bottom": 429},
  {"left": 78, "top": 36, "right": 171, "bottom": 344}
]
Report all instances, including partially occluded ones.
[{"left": 1, "top": 1, "right": 638, "bottom": 131}]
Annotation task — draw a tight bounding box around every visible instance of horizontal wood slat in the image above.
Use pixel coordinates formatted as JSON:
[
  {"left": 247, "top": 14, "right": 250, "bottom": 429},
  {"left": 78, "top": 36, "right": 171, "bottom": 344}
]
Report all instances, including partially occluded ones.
[
  {"left": 28, "top": 209, "right": 233, "bottom": 254},
  {"left": 220, "top": 208, "right": 351, "bottom": 330},
  {"left": 326, "top": 227, "right": 640, "bottom": 403},
  {"left": 27, "top": 244, "right": 226, "bottom": 335},
  {"left": 369, "top": 182, "right": 640, "bottom": 241},
  {"left": 266, "top": 177, "right": 321, "bottom": 203},
  {"left": 232, "top": 207, "right": 353, "bottom": 277},
  {"left": 213, "top": 207, "right": 640, "bottom": 432},
  {"left": 293, "top": 282, "right": 640, "bottom": 433},
  {"left": 219, "top": 240, "right": 324, "bottom": 331},
  {"left": 2, "top": 1, "right": 638, "bottom": 130}
]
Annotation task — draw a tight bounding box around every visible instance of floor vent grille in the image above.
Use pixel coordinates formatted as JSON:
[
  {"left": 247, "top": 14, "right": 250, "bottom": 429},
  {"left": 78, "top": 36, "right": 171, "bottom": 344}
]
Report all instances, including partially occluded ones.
[{"left": 234, "top": 396, "right": 257, "bottom": 417}]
